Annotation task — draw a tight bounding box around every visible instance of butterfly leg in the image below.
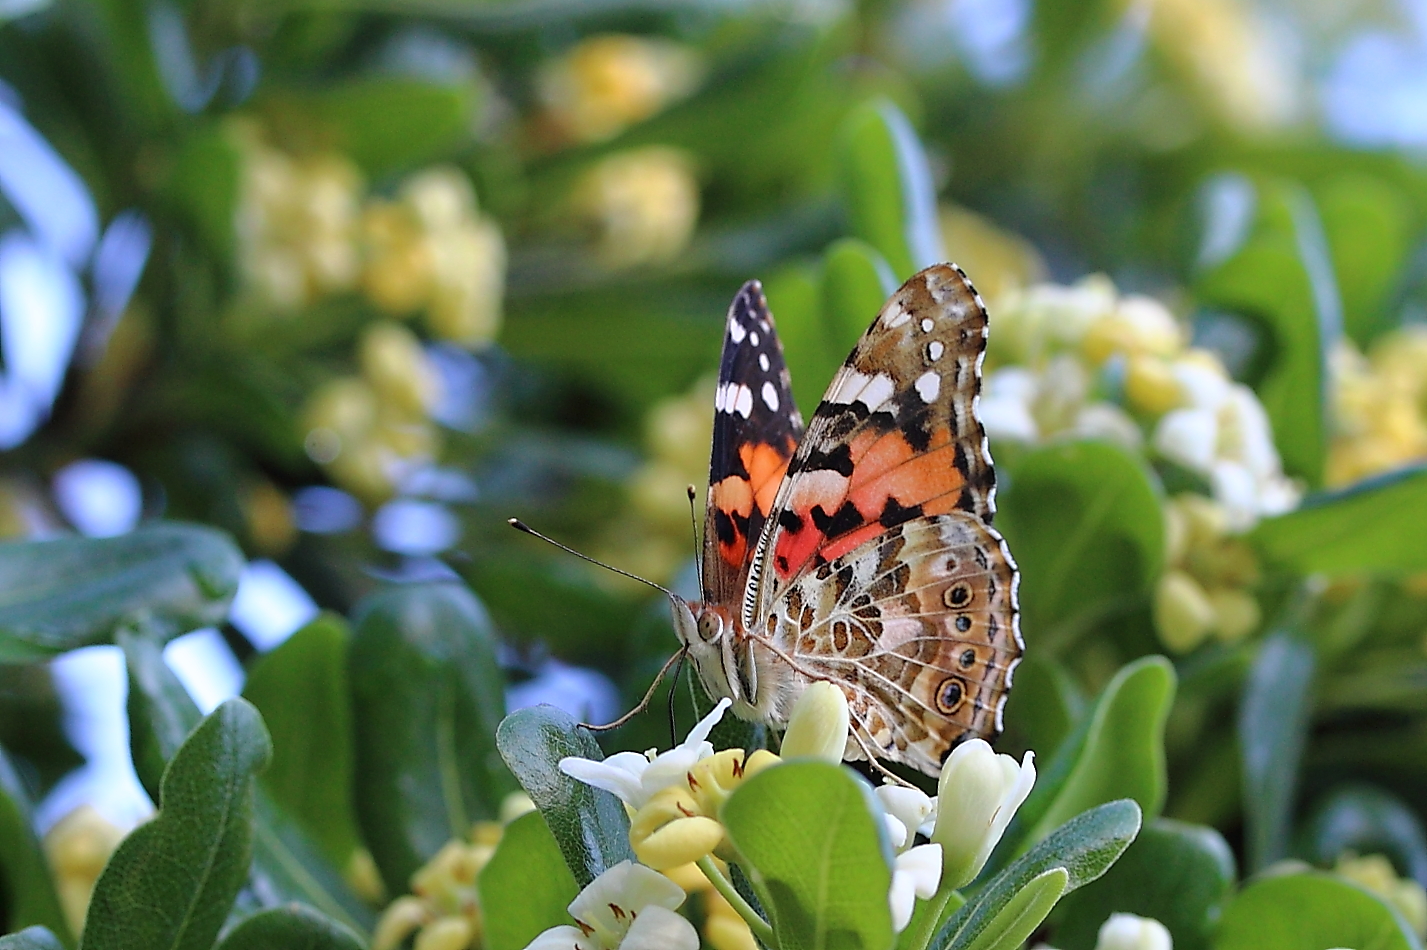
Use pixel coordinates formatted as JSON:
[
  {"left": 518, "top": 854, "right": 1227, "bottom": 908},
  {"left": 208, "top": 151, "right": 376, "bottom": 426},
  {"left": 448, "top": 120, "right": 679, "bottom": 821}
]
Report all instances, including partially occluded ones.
[{"left": 579, "top": 647, "right": 687, "bottom": 732}]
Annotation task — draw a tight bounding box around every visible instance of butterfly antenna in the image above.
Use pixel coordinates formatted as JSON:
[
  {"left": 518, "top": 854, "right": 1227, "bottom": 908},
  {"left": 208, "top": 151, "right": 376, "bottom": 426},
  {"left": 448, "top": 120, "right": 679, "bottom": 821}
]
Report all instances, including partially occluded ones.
[
  {"left": 666, "top": 648, "right": 689, "bottom": 747},
  {"left": 508, "top": 519, "right": 677, "bottom": 599},
  {"left": 579, "top": 647, "right": 687, "bottom": 732},
  {"left": 686, "top": 484, "right": 703, "bottom": 592}
]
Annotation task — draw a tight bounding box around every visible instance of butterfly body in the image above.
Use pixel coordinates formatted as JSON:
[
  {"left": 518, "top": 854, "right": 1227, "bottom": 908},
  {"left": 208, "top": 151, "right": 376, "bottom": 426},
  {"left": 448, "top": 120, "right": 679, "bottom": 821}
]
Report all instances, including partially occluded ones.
[{"left": 675, "top": 264, "right": 1023, "bottom": 777}]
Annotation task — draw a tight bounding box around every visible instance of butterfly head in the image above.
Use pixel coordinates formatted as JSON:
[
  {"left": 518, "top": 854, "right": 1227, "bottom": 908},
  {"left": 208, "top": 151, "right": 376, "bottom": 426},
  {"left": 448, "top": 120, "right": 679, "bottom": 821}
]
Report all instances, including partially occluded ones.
[{"left": 670, "top": 597, "right": 748, "bottom": 706}]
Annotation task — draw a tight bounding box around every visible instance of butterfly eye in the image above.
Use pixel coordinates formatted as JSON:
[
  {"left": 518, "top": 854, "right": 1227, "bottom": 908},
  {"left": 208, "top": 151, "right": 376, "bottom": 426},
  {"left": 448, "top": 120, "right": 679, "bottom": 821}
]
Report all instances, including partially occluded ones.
[{"left": 697, "top": 613, "right": 721, "bottom": 642}]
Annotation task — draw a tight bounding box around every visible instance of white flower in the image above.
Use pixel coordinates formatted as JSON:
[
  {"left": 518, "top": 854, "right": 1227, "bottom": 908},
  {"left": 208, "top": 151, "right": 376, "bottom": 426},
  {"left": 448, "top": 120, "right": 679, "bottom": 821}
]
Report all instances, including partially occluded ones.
[
  {"left": 931, "top": 740, "right": 1036, "bottom": 889},
  {"left": 523, "top": 860, "right": 699, "bottom": 950},
  {"left": 1153, "top": 408, "right": 1219, "bottom": 471},
  {"left": 889, "top": 843, "right": 943, "bottom": 932},
  {"left": 876, "top": 785, "right": 937, "bottom": 848},
  {"left": 1094, "top": 913, "right": 1172, "bottom": 950},
  {"left": 560, "top": 698, "right": 731, "bottom": 810},
  {"left": 781, "top": 681, "right": 850, "bottom": 763},
  {"left": 1073, "top": 403, "right": 1144, "bottom": 451}
]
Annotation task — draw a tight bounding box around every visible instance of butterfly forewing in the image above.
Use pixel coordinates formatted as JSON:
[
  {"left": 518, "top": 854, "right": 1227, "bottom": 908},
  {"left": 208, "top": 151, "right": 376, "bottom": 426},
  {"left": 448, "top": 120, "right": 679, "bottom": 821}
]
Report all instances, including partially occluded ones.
[{"left": 702, "top": 280, "right": 805, "bottom": 609}]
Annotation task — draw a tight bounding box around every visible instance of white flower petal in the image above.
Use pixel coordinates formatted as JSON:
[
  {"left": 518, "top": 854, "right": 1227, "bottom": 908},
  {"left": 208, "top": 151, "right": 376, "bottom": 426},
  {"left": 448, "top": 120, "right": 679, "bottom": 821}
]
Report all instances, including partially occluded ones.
[
  {"left": 522, "top": 924, "right": 589, "bottom": 950},
  {"left": 897, "top": 843, "right": 944, "bottom": 899},
  {"left": 618, "top": 905, "right": 700, "bottom": 950},
  {"left": 684, "top": 697, "right": 732, "bottom": 748},
  {"left": 560, "top": 755, "right": 648, "bottom": 808},
  {"left": 1210, "top": 461, "right": 1259, "bottom": 531},
  {"left": 569, "top": 860, "right": 687, "bottom": 947},
  {"left": 876, "top": 785, "right": 935, "bottom": 853},
  {"left": 888, "top": 869, "right": 918, "bottom": 934},
  {"left": 1153, "top": 408, "right": 1218, "bottom": 472}
]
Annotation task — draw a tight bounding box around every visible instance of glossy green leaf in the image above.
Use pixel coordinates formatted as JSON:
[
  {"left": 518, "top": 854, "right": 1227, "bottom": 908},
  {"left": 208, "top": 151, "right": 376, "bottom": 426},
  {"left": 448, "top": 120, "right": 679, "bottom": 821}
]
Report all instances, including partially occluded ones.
[
  {"left": 838, "top": 98, "right": 944, "bottom": 280},
  {"left": 266, "top": 79, "right": 477, "bottom": 176},
  {"left": 996, "top": 441, "right": 1164, "bottom": 642},
  {"left": 0, "top": 929, "right": 65, "bottom": 950},
  {"left": 0, "top": 523, "right": 244, "bottom": 661},
  {"left": 213, "top": 905, "right": 364, "bottom": 950},
  {"left": 121, "top": 627, "right": 374, "bottom": 935},
  {"left": 721, "top": 761, "right": 893, "bottom": 950},
  {"left": 166, "top": 124, "right": 240, "bottom": 260},
  {"left": 479, "top": 810, "right": 580, "bottom": 950},
  {"left": 937, "top": 800, "right": 1142, "bottom": 950},
  {"left": 1215, "top": 873, "right": 1421, "bottom": 950},
  {"left": 821, "top": 238, "right": 898, "bottom": 357},
  {"left": 1196, "top": 180, "right": 1338, "bottom": 487},
  {"left": 1015, "top": 657, "right": 1175, "bottom": 852},
  {"left": 1252, "top": 466, "right": 1427, "bottom": 574},
  {"left": 350, "top": 581, "right": 512, "bottom": 893},
  {"left": 80, "top": 699, "right": 271, "bottom": 950},
  {"left": 961, "top": 868, "right": 1067, "bottom": 950},
  {"left": 243, "top": 613, "right": 359, "bottom": 865},
  {"left": 1316, "top": 173, "right": 1413, "bottom": 346},
  {"left": 1052, "top": 819, "right": 1236, "bottom": 950},
  {"left": 0, "top": 746, "right": 73, "bottom": 944},
  {"left": 495, "top": 706, "right": 633, "bottom": 888},
  {"left": 1240, "top": 631, "right": 1316, "bottom": 872},
  {"left": 1298, "top": 784, "right": 1427, "bottom": 882},
  {"left": 765, "top": 260, "right": 837, "bottom": 420}
]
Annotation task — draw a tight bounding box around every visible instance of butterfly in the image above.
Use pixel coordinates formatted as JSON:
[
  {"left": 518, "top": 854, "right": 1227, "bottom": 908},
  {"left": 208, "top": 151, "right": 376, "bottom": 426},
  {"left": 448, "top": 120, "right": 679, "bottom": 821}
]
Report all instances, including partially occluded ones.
[{"left": 669, "top": 263, "right": 1023, "bottom": 777}]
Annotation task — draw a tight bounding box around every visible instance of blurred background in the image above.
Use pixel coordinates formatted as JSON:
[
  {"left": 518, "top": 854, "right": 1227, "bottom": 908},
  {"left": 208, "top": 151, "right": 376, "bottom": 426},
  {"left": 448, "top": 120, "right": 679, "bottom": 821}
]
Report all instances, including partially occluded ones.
[{"left": 5, "top": 0, "right": 1427, "bottom": 930}]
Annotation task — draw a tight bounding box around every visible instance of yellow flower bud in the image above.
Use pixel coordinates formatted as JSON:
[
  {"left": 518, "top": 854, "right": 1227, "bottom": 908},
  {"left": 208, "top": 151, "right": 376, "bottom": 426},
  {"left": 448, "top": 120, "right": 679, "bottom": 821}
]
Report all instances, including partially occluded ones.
[
  {"left": 1207, "top": 586, "right": 1260, "bottom": 642},
  {"left": 780, "top": 681, "right": 850, "bottom": 763},
  {"left": 573, "top": 147, "right": 700, "bottom": 268},
  {"left": 360, "top": 322, "right": 440, "bottom": 417},
  {"left": 539, "top": 34, "right": 702, "bottom": 143},
  {"left": 373, "top": 895, "right": 431, "bottom": 950},
  {"left": 630, "top": 793, "right": 726, "bottom": 870},
  {"left": 402, "top": 167, "right": 479, "bottom": 232},
  {"left": 361, "top": 202, "right": 435, "bottom": 315},
  {"left": 304, "top": 377, "right": 377, "bottom": 445},
  {"left": 1125, "top": 356, "right": 1185, "bottom": 415},
  {"left": 345, "top": 848, "right": 386, "bottom": 904},
  {"left": 413, "top": 916, "right": 474, "bottom": 950},
  {"left": 1154, "top": 570, "right": 1216, "bottom": 654},
  {"left": 44, "top": 805, "right": 126, "bottom": 937}
]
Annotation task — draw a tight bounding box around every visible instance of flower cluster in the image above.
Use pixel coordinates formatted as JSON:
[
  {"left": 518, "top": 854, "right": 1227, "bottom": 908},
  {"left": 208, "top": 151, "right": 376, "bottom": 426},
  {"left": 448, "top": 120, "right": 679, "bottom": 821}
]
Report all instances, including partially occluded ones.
[
  {"left": 528, "top": 685, "right": 1036, "bottom": 949},
  {"left": 373, "top": 793, "right": 536, "bottom": 950},
  {"left": 572, "top": 147, "right": 701, "bottom": 269},
  {"left": 535, "top": 34, "right": 703, "bottom": 146},
  {"left": 302, "top": 321, "right": 443, "bottom": 503},
  {"left": 984, "top": 274, "right": 1299, "bottom": 530},
  {"left": 1154, "top": 493, "right": 1262, "bottom": 653},
  {"left": 1327, "top": 329, "right": 1427, "bottom": 487}
]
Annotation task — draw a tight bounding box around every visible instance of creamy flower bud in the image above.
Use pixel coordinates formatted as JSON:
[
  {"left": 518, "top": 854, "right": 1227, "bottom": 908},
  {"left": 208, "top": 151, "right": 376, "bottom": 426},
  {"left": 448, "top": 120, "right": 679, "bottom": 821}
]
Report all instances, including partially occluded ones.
[
  {"left": 931, "top": 740, "right": 1036, "bottom": 889},
  {"left": 1153, "top": 570, "right": 1216, "bottom": 654},
  {"left": 414, "top": 916, "right": 474, "bottom": 950},
  {"left": 1094, "top": 913, "right": 1172, "bottom": 950},
  {"left": 780, "top": 681, "right": 850, "bottom": 763}
]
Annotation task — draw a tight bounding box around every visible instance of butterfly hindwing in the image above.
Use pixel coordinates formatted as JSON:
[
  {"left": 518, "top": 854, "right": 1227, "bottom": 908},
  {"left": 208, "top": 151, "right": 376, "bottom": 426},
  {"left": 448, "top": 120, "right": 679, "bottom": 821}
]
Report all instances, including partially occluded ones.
[{"left": 702, "top": 280, "right": 805, "bottom": 609}]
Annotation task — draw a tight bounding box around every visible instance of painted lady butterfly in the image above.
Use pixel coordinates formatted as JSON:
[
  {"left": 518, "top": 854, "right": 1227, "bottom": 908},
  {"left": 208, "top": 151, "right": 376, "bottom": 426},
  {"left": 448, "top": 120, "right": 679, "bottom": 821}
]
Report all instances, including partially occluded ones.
[{"left": 670, "top": 263, "right": 1023, "bottom": 777}]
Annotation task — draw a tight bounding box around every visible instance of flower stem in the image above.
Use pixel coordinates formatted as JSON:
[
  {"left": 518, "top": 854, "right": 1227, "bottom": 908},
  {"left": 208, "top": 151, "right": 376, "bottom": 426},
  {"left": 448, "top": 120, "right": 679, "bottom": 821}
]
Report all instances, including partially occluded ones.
[
  {"left": 697, "top": 855, "right": 775, "bottom": 947},
  {"left": 899, "top": 886, "right": 964, "bottom": 950}
]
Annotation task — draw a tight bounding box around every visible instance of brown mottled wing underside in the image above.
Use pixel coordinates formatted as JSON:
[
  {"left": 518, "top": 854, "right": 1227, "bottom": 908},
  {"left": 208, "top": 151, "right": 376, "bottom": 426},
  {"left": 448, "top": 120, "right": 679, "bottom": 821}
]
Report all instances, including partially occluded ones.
[
  {"left": 776, "top": 513, "right": 1022, "bottom": 775},
  {"left": 701, "top": 280, "right": 804, "bottom": 610}
]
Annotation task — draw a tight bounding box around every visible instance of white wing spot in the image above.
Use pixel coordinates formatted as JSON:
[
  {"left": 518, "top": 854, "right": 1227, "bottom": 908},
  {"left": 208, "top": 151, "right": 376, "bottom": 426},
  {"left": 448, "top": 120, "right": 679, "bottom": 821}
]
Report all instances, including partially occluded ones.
[
  {"left": 915, "top": 371, "right": 940, "bottom": 403},
  {"left": 750, "top": 331, "right": 760, "bottom": 346},
  {"left": 761, "top": 381, "right": 779, "bottom": 411},
  {"left": 729, "top": 321, "right": 746, "bottom": 344},
  {"left": 735, "top": 384, "right": 754, "bottom": 418},
  {"left": 921, "top": 318, "right": 934, "bottom": 332},
  {"left": 927, "top": 341, "right": 944, "bottom": 361},
  {"left": 882, "top": 305, "right": 911, "bottom": 329},
  {"left": 759, "top": 353, "right": 770, "bottom": 371}
]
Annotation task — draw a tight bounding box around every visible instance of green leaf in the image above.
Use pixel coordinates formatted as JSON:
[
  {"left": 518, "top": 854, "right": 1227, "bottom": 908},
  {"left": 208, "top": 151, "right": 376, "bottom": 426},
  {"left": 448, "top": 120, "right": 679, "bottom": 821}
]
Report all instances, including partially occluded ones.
[
  {"left": 765, "top": 261, "right": 835, "bottom": 420},
  {"left": 995, "top": 441, "right": 1164, "bottom": 643},
  {"left": 1251, "top": 466, "right": 1427, "bottom": 575},
  {"left": 936, "top": 800, "right": 1142, "bottom": 950},
  {"left": 1051, "top": 819, "right": 1236, "bottom": 950},
  {"left": 350, "top": 582, "right": 512, "bottom": 893},
  {"left": 165, "top": 125, "right": 240, "bottom": 260},
  {"left": 0, "top": 746, "right": 73, "bottom": 945},
  {"left": 1215, "top": 872, "right": 1422, "bottom": 950},
  {"left": 495, "top": 706, "right": 633, "bottom": 888},
  {"left": 0, "top": 928, "right": 65, "bottom": 950},
  {"left": 960, "top": 868, "right": 1067, "bottom": 950},
  {"left": 1196, "top": 179, "right": 1339, "bottom": 487},
  {"left": 121, "top": 627, "right": 374, "bottom": 935},
  {"left": 1013, "top": 657, "right": 1175, "bottom": 853},
  {"left": 1240, "top": 630, "right": 1316, "bottom": 873},
  {"left": 263, "top": 79, "right": 477, "bottom": 177},
  {"left": 721, "top": 761, "right": 894, "bottom": 950},
  {"left": 998, "top": 654, "right": 1086, "bottom": 761},
  {"left": 1315, "top": 173, "right": 1413, "bottom": 346},
  {"left": 0, "top": 523, "right": 244, "bottom": 661},
  {"left": 838, "top": 98, "right": 945, "bottom": 280},
  {"left": 1299, "top": 784, "right": 1427, "bottom": 881},
  {"left": 213, "top": 905, "right": 365, "bottom": 950},
  {"left": 479, "top": 811, "right": 580, "bottom": 950},
  {"left": 821, "top": 238, "right": 898, "bottom": 357},
  {"left": 243, "top": 613, "right": 359, "bottom": 865},
  {"left": 80, "top": 699, "right": 271, "bottom": 950}
]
